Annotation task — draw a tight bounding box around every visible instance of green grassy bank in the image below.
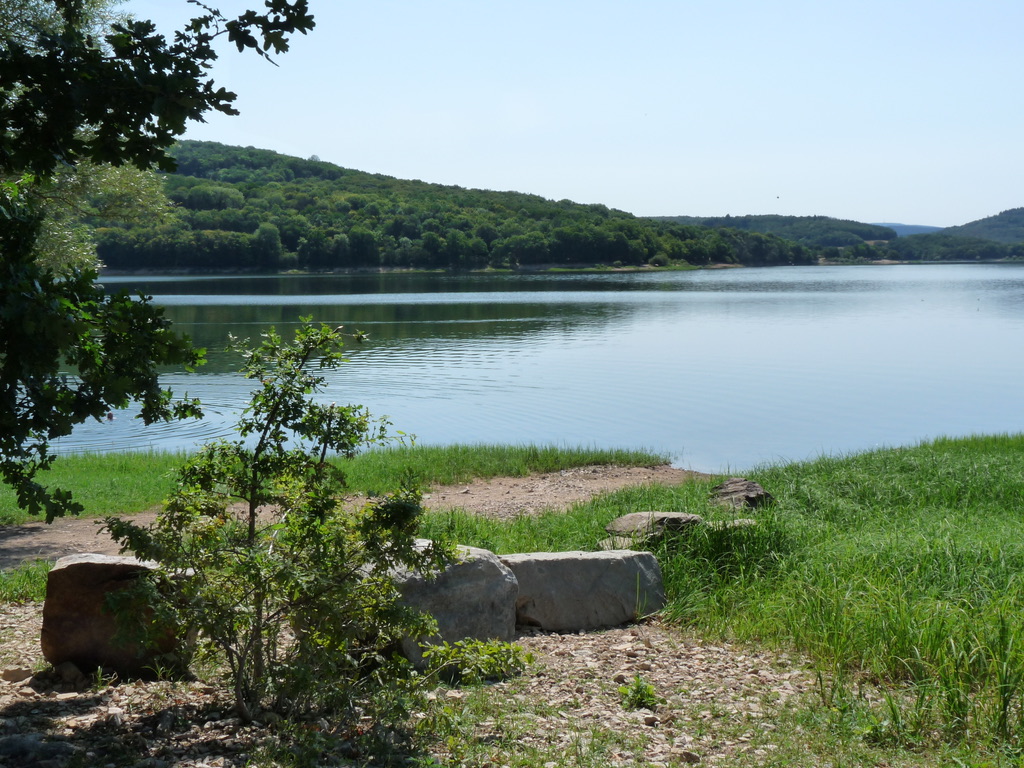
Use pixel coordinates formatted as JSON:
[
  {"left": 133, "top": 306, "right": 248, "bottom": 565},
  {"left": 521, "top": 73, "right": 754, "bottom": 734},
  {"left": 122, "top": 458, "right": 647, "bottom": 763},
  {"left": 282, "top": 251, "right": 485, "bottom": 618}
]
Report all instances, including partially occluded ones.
[
  {"left": 0, "top": 444, "right": 664, "bottom": 527},
  {"left": 5, "top": 435, "right": 1024, "bottom": 763}
]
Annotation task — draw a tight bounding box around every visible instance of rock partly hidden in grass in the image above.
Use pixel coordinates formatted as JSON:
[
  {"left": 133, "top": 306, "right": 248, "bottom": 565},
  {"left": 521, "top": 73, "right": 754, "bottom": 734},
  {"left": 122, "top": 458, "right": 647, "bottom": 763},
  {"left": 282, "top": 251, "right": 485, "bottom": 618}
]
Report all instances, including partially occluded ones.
[
  {"left": 41, "top": 554, "right": 183, "bottom": 678},
  {"left": 600, "top": 511, "right": 705, "bottom": 549},
  {"left": 395, "top": 544, "right": 518, "bottom": 667},
  {"left": 500, "top": 550, "right": 666, "bottom": 631},
  {"left": 711, "top": 477, "right": 774, "bottom": 510}
]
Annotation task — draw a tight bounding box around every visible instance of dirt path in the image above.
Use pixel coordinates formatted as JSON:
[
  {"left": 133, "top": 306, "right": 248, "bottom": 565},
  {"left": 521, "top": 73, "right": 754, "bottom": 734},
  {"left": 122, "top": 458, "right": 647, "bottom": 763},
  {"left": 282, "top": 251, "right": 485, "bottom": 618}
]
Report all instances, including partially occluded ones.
[{"left": 0, "top": 465, "right": 708, "bottom": 571}]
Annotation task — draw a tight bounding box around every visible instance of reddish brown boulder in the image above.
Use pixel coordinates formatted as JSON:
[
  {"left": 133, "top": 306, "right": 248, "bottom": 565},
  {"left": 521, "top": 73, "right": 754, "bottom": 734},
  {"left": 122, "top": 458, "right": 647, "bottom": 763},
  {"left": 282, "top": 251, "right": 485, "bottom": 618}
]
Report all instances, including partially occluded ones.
[{"left": 41, "top": 553, "right": 181, "bottom": 678}]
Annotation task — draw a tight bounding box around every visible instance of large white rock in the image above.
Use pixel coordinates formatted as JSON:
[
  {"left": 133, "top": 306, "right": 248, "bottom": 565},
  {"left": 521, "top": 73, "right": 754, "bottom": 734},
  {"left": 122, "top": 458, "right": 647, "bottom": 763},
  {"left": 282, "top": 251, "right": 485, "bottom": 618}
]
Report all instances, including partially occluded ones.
[
  {"left": 500, "top": 550, "right": 665, "bottom": 632},
  {"left": 395, "top": 545, "right": 518, "bottom": 666}
]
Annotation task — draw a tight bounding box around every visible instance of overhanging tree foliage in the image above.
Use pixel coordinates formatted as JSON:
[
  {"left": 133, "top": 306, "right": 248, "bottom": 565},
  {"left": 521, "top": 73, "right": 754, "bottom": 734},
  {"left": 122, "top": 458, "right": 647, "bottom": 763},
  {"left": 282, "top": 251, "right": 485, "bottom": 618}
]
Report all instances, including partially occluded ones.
[
  {"left": 0, "top": 0, "right": 315, "bottom": 518},
  {"left": 0, "top": 178, "right": 202, "bottom": 519},
  {"left": 1, "top": 0, "right": 314, "bottom": 175}
]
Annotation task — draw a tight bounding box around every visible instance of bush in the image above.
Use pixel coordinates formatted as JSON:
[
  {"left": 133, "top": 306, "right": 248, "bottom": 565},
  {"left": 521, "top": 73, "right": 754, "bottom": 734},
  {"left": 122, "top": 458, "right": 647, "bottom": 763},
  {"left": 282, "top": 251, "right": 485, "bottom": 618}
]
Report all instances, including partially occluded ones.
[
  {"left": 421, "top": 639, "right": 533, "bottom": 686},
  {"left": 619, "top": 673, "right": 661, "bottom": 710},
  {"left": 107, "top": 321, "right": 451, "bottom": 723}
]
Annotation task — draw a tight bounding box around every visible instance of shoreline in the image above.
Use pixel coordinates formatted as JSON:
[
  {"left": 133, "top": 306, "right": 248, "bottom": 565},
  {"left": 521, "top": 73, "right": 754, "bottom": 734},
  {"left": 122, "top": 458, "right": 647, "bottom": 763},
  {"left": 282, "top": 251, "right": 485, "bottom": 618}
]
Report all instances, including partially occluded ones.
[{"left": 98, "top": 259, "right": 1021, "bottom": 278}]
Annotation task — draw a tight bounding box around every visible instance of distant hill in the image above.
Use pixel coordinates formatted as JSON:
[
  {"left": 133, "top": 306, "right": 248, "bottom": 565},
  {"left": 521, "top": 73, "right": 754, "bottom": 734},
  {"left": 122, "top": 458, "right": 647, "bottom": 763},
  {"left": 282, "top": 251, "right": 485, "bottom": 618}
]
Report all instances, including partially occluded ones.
[
  {"left": 649, "top": 214, "right": 896, "bottom": 247},
  {"left": 873, "top": 223, "right": 944, "bottom": 237},
  {"left": 941, "top": 208, "right": 1024, "bottom": 244},
  {"left": 90, "top": 141, "right": 816, "bottom": 271},
  {"left": 884, "top": 233, "right": 1019, "bottom": 262}
]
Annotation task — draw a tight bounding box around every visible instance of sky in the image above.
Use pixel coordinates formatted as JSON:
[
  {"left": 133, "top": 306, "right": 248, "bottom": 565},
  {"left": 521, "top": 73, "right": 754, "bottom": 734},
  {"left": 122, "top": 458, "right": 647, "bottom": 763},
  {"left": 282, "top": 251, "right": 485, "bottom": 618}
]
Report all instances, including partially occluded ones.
[{"left": 128, "top": 0, "right": 1024, "bottom": 228}]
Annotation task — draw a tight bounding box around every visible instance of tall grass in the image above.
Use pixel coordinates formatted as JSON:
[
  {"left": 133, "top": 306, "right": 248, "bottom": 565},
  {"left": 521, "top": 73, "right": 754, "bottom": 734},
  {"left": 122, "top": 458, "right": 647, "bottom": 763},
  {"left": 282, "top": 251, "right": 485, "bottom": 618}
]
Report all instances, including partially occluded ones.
[
  {"left": 696, "top": 434, "right": 1024, "bottom": 750},
  {"left": 0, "top": 443, "right": 665, "bottom": 605},
  {"left": 0, "top": 560, "right": 51, "bottom": 602},
  {"left": 11, "top": 434, "right": 1024, "bottom": 752},
  {"left": 418, "top": 474, "right": 716, "bottom": 554},
  {"left": 678, "top": 434, "right": 1024, "bottom": 751}
]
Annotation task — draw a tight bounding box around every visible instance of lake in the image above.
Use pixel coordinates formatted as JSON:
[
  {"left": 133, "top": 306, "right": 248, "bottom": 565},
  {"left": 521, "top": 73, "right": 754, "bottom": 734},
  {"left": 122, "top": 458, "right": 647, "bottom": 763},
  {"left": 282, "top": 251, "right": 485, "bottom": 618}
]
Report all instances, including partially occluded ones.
[{"left": 58, "top": 264, "right": 1024, "bottom": 473}]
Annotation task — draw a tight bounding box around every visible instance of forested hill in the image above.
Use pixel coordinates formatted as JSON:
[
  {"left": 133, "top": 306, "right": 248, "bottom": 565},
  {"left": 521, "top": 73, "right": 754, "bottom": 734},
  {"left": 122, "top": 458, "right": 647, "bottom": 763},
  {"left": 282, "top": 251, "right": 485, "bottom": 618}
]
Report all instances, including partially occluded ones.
[
  {"left": 940, "top": 208, "right": 1024, "bottom": 244},
  {"left": 650, "top": 214, "right": 897, "bottom": 247},
  {"left": 873, "top": 223, "right": 944, "bottom": 237},
  {"left": 92, "top": 141, "right": 815, "bottom": 271}
]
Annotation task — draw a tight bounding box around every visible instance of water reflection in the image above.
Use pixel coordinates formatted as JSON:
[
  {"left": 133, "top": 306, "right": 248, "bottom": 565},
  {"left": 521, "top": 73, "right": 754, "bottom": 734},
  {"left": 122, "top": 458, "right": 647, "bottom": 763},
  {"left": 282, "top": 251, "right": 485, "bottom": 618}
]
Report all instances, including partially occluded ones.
[{"left": 62, "top": 264, "right": 1024, "bottom": 471}]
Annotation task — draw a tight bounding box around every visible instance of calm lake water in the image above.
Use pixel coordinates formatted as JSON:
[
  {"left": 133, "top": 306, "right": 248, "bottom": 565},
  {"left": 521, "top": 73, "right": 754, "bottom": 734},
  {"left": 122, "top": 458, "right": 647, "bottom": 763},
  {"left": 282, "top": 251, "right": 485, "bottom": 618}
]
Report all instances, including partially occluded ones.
[{"left": 58, "top": 264, "right": 1024, "bottom": 473}]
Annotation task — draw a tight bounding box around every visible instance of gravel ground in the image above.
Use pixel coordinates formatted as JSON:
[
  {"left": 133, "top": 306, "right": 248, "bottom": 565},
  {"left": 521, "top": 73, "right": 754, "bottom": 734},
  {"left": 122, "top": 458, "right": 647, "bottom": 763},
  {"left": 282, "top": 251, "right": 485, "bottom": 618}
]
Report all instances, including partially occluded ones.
[{"left": 1, "top": 603, "right": 814, "bottom": 767}]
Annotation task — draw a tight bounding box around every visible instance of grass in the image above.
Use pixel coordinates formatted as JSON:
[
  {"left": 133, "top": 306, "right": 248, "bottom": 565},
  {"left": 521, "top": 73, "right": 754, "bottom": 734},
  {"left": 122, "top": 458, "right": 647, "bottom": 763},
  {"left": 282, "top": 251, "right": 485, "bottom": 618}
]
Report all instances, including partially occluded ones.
[
  {"left": 338, "top": 443, "right": 665, "bottom": 493},
  {"left": 0, "top": 443, "right": 665, "bottom": 526},
  {"left": 0, "top": 559, "right": 51, "bottom": 602},
  {"left": 739, "top": 435, "right": 1024, "bottom": 756},
  {"left": 418, "top": 473, "right": 718, "bottom": 553},
  {"left": 409, "top": 678, "right": 654, "bottom": 767},
  {"left": 0, "top": 443, "right": 666, "bottom": 600},
  {"left": 0, "top": 450, "right": 189, "bottom": 525}
]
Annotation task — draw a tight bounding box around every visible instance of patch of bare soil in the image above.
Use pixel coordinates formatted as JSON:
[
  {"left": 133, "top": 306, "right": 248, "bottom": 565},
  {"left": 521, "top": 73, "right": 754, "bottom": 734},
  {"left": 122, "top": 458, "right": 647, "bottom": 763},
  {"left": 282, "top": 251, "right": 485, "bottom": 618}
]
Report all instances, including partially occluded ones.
[
  {"left": 422, "top": 464, "right": 708, "bottom": 520},
  {"left": 0, "top": 465, "right": 708, "bottom": 571}
]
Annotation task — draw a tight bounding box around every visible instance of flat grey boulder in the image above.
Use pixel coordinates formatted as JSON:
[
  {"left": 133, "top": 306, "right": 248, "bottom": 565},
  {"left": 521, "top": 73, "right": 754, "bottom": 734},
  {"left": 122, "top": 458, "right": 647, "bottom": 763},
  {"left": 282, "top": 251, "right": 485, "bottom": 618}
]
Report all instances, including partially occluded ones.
[
  {"left": 500, "top": 550, "right": 665, "bottom": 632},
  {"left": 395, "top": 544, "right": 518, "bottom": 666},
  {"left": 41, "top": 554, "right": 181, "bottom": 678}
]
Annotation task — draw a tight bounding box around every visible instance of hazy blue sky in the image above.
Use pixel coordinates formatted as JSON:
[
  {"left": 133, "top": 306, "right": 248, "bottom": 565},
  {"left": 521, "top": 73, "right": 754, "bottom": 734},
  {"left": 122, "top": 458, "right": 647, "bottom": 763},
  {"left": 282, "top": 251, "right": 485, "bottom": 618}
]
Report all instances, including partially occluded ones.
[{"left": 130, "top": 0, "right": 1022, "bottom": 228}]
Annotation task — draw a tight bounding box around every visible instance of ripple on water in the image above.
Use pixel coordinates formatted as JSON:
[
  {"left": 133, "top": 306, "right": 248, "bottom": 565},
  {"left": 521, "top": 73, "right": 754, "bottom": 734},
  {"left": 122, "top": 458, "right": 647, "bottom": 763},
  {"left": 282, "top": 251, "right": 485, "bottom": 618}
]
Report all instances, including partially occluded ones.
[{"left": 52, "top": 397, "right": 240, "bottom": 455}]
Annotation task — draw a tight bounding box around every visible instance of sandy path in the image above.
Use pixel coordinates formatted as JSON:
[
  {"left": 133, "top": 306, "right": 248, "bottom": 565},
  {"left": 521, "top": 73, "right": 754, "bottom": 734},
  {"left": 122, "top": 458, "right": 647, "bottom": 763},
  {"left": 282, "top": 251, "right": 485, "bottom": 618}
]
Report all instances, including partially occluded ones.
[{"left": 0, "top": 465, "right": 709, "bottom": 570}]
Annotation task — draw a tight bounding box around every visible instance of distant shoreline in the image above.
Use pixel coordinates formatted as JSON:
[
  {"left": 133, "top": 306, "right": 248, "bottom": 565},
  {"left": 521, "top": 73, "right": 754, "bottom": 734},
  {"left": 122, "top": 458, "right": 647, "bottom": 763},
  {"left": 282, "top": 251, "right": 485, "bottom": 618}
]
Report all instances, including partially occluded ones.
[{"left": 98, "top": 259, "right": 1019, "bottom": 278}]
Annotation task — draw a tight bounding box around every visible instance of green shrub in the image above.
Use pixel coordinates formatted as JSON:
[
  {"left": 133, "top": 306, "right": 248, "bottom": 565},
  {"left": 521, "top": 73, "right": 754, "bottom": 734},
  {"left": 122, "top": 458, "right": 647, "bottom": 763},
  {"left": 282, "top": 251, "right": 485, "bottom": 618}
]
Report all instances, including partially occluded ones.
[
  {"left": 619, "top": 673, "right": 660, "bottom": 710},
  {"left": 107, "top": 321, "right": 452, "bottom": 723},
  {"left": 421, "top": 639, "right": 533, "bottom": 686}
]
